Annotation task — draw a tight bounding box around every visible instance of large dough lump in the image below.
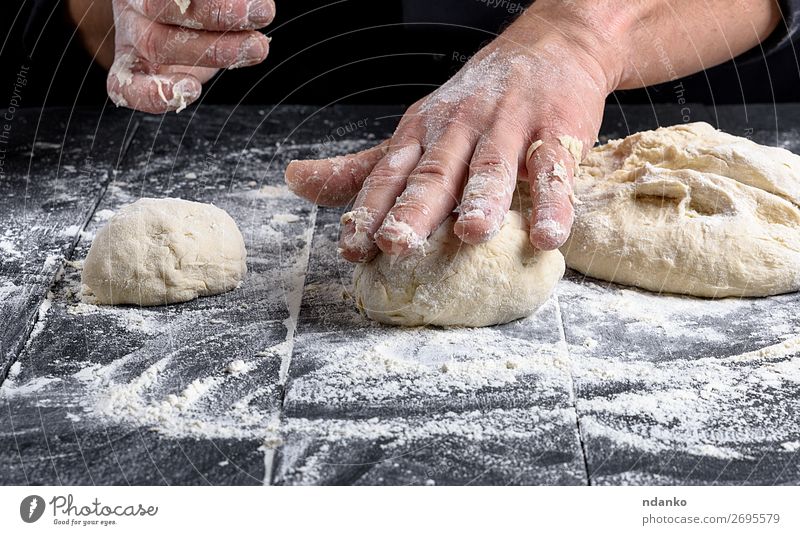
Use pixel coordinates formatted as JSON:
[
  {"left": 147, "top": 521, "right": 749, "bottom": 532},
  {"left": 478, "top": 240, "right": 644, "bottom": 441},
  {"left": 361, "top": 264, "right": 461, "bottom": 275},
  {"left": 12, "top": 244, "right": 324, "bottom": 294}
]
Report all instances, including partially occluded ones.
[
  {"left": 353, "top": 211, "right": 565, "bottom": 327},
  {"left": 563, "top": 122, "right": 800, "bottom": 297},
  {"left": 82, "top": 198, "right": 247, "bottom": 306}
]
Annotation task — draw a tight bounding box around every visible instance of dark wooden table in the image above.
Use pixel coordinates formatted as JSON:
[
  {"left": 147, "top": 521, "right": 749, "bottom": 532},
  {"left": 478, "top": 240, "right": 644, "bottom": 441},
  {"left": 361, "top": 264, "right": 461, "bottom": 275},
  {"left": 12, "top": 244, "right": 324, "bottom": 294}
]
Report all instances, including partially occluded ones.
[{"left": 1, "top": 104, "right": 798, "bottom": 485}]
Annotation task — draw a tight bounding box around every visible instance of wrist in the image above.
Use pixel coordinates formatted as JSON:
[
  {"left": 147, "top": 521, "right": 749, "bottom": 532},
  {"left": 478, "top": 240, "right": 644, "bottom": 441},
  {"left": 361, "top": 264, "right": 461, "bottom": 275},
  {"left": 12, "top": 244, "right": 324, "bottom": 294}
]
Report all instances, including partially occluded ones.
[{"left": 504, "top": 0, "right": 639, "bottom": 94}]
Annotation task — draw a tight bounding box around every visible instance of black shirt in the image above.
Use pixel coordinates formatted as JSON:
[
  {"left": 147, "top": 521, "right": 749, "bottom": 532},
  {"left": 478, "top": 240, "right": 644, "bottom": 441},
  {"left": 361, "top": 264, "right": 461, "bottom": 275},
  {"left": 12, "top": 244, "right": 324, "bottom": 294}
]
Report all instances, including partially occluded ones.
[{"left": 2, "top": 0, "right": 799, "bottom": 108}]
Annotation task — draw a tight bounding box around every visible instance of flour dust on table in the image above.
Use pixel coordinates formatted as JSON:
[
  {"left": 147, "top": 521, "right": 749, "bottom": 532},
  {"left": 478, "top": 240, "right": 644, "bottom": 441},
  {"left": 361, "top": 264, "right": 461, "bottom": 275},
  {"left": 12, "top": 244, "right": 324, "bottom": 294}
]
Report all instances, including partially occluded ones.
[{"left": 81, "top": 198, "right": 247, "bottom": 306}]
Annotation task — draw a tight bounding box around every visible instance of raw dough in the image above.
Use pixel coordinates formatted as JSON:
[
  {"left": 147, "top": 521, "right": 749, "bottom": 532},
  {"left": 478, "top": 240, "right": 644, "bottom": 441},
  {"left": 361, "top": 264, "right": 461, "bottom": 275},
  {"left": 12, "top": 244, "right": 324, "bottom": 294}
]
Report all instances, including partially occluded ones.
[
  {"left": 563, "top": 122, "right": 800, "bottom": 297},
  {"left": 82, "top": 198, "right": 247, "bottom": 306},
  {"left": 353, "top": 211, "right": 565, "bottom": 327}
]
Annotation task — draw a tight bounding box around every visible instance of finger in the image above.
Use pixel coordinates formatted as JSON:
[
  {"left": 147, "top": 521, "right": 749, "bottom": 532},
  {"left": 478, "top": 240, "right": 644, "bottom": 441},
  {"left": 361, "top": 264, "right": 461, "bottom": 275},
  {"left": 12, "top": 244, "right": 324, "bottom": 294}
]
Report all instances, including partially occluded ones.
[
  {"left": 339, "top": 142, "right": 423, "bottom": 262},
  {"left": 285, "top": 141, "right": 390, "bottom": 207},
  {"left": 130, "top": 0, "right": 275, "bottom": 30},
  {"left": 375, "top": 126, "right": 476, "bottom": 256},
  {"left": 159, "top": 63, "right": 219, "bottom": 84},
  {"left": 127, "top": 10, "right": 269, "bottom": 68},
  {"left": 107, "top": 52, "right": 202, "bottom": 113},
  {"left": 525, "top": 135, "right": 580, "bottom": 250},
  {"left": 454, "top": 125, "right": 524, "bottom": 245}
]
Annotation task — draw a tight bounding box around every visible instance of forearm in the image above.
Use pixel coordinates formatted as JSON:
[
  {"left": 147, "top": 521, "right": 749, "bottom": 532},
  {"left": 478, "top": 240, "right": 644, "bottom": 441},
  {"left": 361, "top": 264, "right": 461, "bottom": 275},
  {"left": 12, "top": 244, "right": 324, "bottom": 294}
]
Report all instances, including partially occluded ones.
[
  {"left": 66, "top": 0, "right": 115, "bottom": 69},
  {"left": 508, "top": 0, "right": 781, "bottom": 91}
]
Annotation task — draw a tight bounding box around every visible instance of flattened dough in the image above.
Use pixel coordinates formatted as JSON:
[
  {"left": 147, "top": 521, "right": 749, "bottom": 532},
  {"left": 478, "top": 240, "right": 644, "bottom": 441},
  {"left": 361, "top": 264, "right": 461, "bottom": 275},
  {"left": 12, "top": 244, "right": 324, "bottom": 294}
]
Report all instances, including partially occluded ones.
[
  {"left": 82, "top": 198, "right": 247, "bottom": 306},
  {"left": 353, "top": 211, "right": 565, "bottom": 327},
  {"left": 563, "top": 122, "right": 800, "bottom": 297}
]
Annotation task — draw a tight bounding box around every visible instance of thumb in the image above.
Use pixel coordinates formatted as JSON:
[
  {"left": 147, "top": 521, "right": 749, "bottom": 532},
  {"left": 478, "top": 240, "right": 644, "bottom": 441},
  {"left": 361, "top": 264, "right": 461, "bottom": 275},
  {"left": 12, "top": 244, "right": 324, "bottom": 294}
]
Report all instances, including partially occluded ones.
[
  {"left": 106, "top": 48, "right": 202, "bottom": 114},
  {"left": 285, "top": 141, "right": 389, "bottom": 207}
]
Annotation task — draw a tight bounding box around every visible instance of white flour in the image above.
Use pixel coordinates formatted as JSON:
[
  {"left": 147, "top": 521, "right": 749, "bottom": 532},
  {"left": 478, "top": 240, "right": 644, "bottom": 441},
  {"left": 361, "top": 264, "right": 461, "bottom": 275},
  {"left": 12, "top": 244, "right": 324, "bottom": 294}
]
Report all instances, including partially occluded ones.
[
  {"left": 286, "top": 326, "right": 568, "bottom": 407},
  {"left": 61, "top": 225, "right": 81, "bottom": 237},
  {"left": 258, "top": 185, "right": 292, "bottom": 198},
  {"left": 72, "top": 346, "right": 280, "bottom": 441},
  {"left": 2, "top": 139, "right": 798, "bottom": 485},
  {"left": 24, "top": 293, "right": 53, "bottom": 346},
  {"left": 0, "top": 239, "right": 22, "bottom": 258},
  {"left": 94, "top": 209, "right": 116, "bottom": 221},
  {"left": 0, "top": 281, "right": 21, "bottom": 299},
  {"left": 271, "top": 213, "right": 301, "bottom": 224}
]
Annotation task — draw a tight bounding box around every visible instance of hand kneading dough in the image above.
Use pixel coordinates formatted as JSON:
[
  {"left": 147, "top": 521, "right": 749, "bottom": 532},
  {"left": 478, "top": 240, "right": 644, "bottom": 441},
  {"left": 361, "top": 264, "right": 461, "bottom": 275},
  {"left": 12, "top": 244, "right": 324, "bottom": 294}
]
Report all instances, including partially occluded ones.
[
  {"left": 563, "top": 122, "right": 800, "bottom": 297},
  {"left": 82, "top": 198, "right": 247, "bottom": 306},
  {"left": 353, "top": 211, "right": 565, "bottom": 327}
]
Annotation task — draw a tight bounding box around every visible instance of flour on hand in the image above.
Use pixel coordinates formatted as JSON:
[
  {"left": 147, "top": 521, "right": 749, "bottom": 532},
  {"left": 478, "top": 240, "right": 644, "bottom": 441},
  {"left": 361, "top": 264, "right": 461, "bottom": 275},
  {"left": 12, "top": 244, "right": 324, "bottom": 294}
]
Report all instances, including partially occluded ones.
[{"left": 174, "top": 0, "right": 191, "bottom": 14}]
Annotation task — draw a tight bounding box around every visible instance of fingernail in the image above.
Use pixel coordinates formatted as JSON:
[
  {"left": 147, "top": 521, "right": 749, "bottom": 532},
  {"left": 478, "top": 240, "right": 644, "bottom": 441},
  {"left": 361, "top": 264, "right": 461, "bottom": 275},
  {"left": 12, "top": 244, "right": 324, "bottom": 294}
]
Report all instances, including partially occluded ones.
[
  {"left": 530, "top": 219, "right": 568, "bottom": 250},
  {"left": 170, "top": 78, "right": 200, "bottom": 113},
  {"left": 376, "top": 215, "right": 425, "bottom": 256},
  {"left": 284, "top": 160, "right": 307, "bottom": 190},
  {"left": 248, "top": 0, "right": 275, "bottom": 26},
  {"left": 231, "top": 34, "right": 268, "bottom": 69},
  {"left": 340, "top": 208, "right": 376, "bottom": 258},
  {"left": 455, "top": 206, "right": 503, "bottom": 244},
  {"left": 459, "top": 206, "right": 487, "bottom": 221},
  {"left": 108, "top": 90, "right": 128, "bottom": 108}
]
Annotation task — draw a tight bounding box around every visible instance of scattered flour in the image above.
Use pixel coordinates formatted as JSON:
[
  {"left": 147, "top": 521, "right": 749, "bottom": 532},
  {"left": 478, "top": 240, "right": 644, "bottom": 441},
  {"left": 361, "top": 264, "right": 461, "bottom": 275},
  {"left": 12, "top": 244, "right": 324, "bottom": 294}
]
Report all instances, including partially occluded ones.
[
  {"left": 42, "top": 254, "right": 62, "bottom": 272},
  {"left": 271, "top": 213, "right": 301, "bottom": 224},
  {"left": 74, "top": 351, "right": 278, "bottom": 440},
  {"left": 226, "top": 359, "right": 253, "bottom": 375},
  {"left": 2, "top": 138, "right": 797, "bottom": 485},
  {"left": 61, "top": 225, "right": 81, "bottom": 237},
  {"left": 286, "top": 327, "right": 568, "bottom": 407},
  {"left": 94, "top": 209, "right": 115, "bottom": 221},
  {"left": 25, "top": 292, "right": 54, "bottom": 347},
  {"left": 33, "top": 142, "right": 62, "bottom": 150},
  {"left": 1, "top": 375, "right": 62, "bottom": 398},
  {"left": 0, "top": 239, "right": 22, "bottom": 258},
  {"left": 0, "top": 281, "right": 21, "bottom": 300},
  {"left": 7, "top": 361, "right": 22, "bottom": 380},
  {"left": 174, "top": 0, "right": 190, "bottom": 14},
  {"left": 258, "top": 185, "right": 292, "bottom": 198}
]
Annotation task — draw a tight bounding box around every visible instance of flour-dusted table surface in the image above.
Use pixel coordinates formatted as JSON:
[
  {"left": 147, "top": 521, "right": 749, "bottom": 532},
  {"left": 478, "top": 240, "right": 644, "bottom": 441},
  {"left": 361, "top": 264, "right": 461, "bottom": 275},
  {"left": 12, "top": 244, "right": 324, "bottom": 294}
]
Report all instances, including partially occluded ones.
[{"left": 1, "top": 104, "right": 798, "bottom": 485}]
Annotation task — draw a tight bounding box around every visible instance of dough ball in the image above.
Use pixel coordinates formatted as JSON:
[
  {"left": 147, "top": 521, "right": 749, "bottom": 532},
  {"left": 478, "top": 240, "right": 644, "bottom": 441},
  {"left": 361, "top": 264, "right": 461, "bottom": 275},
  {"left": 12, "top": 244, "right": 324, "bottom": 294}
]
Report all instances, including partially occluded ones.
[
  {"left": 563, "top": 122, "right": 800, "bottom": 297},
  {"left": 353, "top": 211, "right": 565, "bottom": 327},
  {"left": 82, "top": 198, "right": 247, "bottom": 306}
]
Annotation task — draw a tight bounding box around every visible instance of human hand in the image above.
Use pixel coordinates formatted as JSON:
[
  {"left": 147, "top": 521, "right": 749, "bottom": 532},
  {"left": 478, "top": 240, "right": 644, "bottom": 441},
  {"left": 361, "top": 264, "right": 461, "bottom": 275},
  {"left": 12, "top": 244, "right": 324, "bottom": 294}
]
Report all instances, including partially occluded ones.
[
  {"left": 285, "top": 15, "right": 614, "bottom": 261},
  {"left": 107, "top": 0, "right": 273, "bottom": 113}
]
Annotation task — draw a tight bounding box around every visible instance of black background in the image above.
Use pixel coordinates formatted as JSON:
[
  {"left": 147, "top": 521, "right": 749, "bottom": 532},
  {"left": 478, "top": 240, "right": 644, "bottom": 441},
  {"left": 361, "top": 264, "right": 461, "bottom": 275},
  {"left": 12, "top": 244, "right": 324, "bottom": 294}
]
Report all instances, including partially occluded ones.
[{"left": 0, "top": 1, "right": 798, "bottom": 110}]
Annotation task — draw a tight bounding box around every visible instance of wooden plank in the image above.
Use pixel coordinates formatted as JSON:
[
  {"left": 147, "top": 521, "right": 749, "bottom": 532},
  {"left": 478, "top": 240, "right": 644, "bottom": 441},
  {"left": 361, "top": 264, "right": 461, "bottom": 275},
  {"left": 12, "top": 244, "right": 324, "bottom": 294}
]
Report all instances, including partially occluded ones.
[
  {"left": 0, "top": 109, "right": 136, "bottom": 378},
  {"left": 0, "top": 294, "right": 283, "bottom": 484},
  {"left": 274, "top": 207, "right": 588, "bottom": 485},
  {"left": 0, "top": 273, "right": 49, "bottom": 378},
  {"left": 0, "top": 106, "right": 322, "bottom": 484},
  {"left": 559, "top": 272, "right": 800, "bottom": 485},
  {"left": 0, "top": 108, "right": 135, "bottom": 276},
  {"left": 561, "top": 105, "right": 800, "bottom": 485},
  {"left": 4, "top": 103, "right": 799, "bottom": 486}
]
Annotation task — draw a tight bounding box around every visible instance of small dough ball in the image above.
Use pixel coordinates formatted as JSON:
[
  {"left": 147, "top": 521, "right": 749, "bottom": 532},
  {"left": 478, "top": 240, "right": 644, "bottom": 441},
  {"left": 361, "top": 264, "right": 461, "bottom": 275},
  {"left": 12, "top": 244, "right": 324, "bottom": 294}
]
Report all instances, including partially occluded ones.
[
  {"left": 353, "top": 211, "right": 565, "bottom": 327},
  {"left": 82, "top": 198, "right": 247, "bottom": 306},
  {"left": 563, "top": 122, "right": 800, "bottom": 297}
]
